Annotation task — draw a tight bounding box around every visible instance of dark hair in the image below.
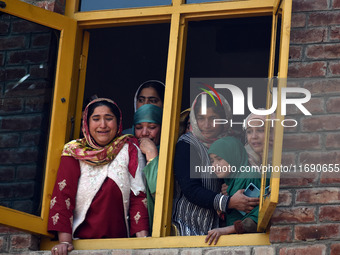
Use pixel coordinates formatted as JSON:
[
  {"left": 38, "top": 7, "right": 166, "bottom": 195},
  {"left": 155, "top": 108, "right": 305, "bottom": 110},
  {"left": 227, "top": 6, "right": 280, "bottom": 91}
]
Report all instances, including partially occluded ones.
[
  {"left": 137, "top": 81, "right": 165, "bottom": 103},
  {"left": 87, "top": 101, "right": 120, "bottom": 128},
  {"left": 194, "top": 94, "right": 226, "bottom": 119}
]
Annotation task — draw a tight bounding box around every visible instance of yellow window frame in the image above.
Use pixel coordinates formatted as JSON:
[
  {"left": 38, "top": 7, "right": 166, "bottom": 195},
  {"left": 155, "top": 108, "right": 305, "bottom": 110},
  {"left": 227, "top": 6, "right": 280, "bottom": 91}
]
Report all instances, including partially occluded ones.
[
  {"left": 0, "top": 0, "right": 292, "bottom": 250},
  {"left": 0, "top": 0, "right": 78, "bottom": 236}
]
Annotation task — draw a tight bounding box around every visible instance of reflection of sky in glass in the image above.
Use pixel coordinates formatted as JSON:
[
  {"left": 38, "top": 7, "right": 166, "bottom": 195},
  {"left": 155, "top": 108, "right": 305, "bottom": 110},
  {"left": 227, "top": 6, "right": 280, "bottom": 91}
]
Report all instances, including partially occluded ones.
[
  {"left": 80, "top": 0, "right": 171, "bottom": 12},
  {"left": 186, "top": 0, "right": 233, "bottom": 3}
]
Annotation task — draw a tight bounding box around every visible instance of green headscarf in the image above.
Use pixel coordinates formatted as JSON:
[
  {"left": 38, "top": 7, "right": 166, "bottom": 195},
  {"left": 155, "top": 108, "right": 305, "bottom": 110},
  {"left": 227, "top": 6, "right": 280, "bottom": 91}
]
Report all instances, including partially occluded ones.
[
  {"left": 208, "top": 136, "right": 262, "bottom": 225},
  {"left": 133, "top": 104, "right": 163, "bottom": 127}
]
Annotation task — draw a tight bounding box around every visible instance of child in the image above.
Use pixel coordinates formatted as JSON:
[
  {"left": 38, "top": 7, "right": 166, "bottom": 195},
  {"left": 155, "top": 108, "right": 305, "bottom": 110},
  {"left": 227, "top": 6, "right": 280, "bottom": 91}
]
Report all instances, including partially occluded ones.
[{"left": 205, "top": 136, "right": 263, "bottom": 245}]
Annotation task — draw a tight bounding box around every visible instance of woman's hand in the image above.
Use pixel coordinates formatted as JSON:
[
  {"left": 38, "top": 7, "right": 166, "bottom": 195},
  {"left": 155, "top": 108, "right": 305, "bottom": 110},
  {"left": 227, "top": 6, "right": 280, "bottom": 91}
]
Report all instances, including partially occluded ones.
[
  {"left": 221, "top": 183, "right": 228, "bottom": 195},
  {"left": 51, "top": 242, "right": 73, "bottom": 255},
  {"left": 139, "top": 138, "right": 158, "bottom": 161},
  {"left": 205, "top": 227, "right": 228, "bottom": 245},
  {"left": 51, "top": 232, "right": 73, "bottom": 255},
  {"left": 228, "top": 189, "right": 259, "bottom": 213},
  {"left": 136, "top": 230, "right": 149, "bottom": 237}
]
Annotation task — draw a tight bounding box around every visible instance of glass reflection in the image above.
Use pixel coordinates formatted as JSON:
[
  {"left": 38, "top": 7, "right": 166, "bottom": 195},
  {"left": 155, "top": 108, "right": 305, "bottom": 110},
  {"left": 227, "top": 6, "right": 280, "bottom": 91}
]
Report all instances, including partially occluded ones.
[{"left": 0, "top": 13, "right": 59, "bottom": 215}]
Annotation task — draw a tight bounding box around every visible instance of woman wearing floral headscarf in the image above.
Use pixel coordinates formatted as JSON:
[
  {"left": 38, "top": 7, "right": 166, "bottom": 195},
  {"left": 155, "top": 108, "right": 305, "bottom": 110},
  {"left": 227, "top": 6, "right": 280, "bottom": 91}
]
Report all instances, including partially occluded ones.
[
  {"left": 48, "top": 98, "right": 149, "bottom": 255},
  {"left": 171, "top": 92, "right": 259, "bottom": 236}
]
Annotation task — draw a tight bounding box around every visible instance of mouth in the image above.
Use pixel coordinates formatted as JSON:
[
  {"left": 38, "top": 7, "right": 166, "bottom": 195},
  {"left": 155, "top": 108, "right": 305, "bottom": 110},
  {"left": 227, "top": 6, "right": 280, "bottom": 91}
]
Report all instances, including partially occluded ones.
[{"left": 251, "top": 142, "right": 262, "bottom": 147}]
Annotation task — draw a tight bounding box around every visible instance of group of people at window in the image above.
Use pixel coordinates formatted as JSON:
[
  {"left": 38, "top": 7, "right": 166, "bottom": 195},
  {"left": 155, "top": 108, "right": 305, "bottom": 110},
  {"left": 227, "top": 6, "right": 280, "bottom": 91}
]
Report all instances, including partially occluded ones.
[{"left": 48, "top": 80, "right": 271, "bottom": 254}]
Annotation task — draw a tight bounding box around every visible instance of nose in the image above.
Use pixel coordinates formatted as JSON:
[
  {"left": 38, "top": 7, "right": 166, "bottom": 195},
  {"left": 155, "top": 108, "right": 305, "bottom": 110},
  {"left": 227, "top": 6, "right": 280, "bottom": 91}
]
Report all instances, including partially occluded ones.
[
  {"left": 203, "top": 118, "right": 211, "bottom": 129},
  {"left": 99, "top": 119, "right": 107, "bottom": 128},
  {"left": 251, "top": 131, "right": 258, "bottom": 139},
  {"left": 141, "top": 127, "right": 149, "bottom": 137}
]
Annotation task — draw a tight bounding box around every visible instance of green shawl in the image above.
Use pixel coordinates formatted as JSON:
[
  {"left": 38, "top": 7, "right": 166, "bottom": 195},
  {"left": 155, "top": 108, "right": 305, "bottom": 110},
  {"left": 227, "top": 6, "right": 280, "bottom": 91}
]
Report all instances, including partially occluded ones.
[{"left": 208, "top": 136, "right": 262, "bottom": 226}]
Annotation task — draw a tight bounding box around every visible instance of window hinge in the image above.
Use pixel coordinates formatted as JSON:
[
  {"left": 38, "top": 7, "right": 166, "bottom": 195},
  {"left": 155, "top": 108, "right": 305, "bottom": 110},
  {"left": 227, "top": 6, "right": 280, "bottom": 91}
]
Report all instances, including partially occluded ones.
[{"left": 79, "top": 54, "right": 86, "bottom": 70}]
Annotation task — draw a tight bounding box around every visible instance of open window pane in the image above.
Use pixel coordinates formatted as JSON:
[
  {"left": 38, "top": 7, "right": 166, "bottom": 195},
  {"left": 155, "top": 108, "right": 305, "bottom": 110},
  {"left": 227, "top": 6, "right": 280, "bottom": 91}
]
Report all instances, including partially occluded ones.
[
  {"left": 79, "top": 0, "right": 172, "bottom": 12},
  {"left": 0, "top": 13, "right": 59, "bottom": 216}
]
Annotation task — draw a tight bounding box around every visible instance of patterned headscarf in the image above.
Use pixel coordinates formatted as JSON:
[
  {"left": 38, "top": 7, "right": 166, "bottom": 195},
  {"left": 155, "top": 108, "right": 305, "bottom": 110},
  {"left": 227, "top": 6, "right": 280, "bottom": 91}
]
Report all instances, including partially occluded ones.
[
  {"left": 190, "top": 91, "right": 232, "bottom": 147},
  {"left": 62, "top": 98, "right": 137, "bottom": 166}
]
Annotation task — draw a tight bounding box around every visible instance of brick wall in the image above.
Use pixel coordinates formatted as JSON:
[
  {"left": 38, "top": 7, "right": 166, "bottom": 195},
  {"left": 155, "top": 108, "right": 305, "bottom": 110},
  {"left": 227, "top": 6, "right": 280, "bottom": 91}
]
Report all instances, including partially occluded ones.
[
  {"left": 20, "top": 0, "right": 65, "bottom": 14},
  {"left": 1, "top": 0, "right": 340, "bottom": 254}
]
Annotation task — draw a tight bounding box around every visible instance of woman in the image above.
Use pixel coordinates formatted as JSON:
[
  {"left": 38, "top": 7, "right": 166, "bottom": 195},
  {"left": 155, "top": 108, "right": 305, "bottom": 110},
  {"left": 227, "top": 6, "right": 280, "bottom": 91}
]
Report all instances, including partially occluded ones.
[
  {"left": 205, "top": 136, "right": 262, "bottom": 245},
  {"left": 123, "top": 80, "right": 165, "bottom": 135},
  {"left": 244, "top": 112, "right": 274, "bottom": 168},
  {"left": 133, "top": 104, "right": 163, "bottom": 233},
  {"left": 171, "top": 92, "right": 259, "bottom": 236},
  {"left": 48, "top": 98, "right": 149, "bottom": 255}
]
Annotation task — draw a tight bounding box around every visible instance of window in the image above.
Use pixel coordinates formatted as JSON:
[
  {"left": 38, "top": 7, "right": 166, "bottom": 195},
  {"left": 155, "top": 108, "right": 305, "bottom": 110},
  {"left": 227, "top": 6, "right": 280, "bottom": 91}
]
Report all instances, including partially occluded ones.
[{"left": 0, "top": 0, "right": 292, "bottom": 250}]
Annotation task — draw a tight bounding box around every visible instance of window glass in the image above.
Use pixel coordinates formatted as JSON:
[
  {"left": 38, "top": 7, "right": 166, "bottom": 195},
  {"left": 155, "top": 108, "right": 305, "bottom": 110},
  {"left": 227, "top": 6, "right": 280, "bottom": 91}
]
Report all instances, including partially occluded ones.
[
  {"left": 79, "top": 0, "right": 172, "bottom": 12},
  {"left": 0, "top": 14, "right": 59, "bottom": 215},
  {"left": 172, "top": 16, "right": 274, "bottom": 237}
]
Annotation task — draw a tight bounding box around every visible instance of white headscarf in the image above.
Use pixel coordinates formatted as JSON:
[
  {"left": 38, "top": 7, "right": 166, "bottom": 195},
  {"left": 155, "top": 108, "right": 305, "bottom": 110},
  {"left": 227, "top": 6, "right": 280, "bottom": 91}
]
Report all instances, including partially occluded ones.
[{"left": 133, "top": 80, "right": 165, "bottom": 112}]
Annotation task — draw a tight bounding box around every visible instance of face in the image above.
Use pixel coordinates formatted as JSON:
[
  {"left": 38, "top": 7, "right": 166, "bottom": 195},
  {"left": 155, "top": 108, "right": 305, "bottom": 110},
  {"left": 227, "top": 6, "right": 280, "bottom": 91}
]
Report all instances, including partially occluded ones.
[
  {"left": 136, "top": 87, "right": 163, "bottom": 109},
  {"left": 134, "top": 122, "right": 161, "bottom": 146},
  {"left": 209, "top": 153, "right": 231, "bottom": 178},
  {"left": 89, "top": 105, "right": 118, "bottom": 146},
  {"left": 196, "top": 107, "right": 224, "bottom": 140},
  {"left": 246, "top": 125, "right": 265, "bottom": 156}
]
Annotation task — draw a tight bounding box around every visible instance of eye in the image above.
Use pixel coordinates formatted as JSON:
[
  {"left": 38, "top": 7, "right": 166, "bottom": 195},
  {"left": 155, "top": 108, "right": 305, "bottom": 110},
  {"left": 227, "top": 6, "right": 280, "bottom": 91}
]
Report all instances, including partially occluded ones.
[
  {"left": 138, "top": 97, "right": 145, "bottom": 103},
  {"left": 149, "top": 125, "right": 157, "bottom": 129},
  {"left": 135, "top": 125, "right": 142, "bottom": 130},
  {"left": 150, "top": 99, "right": 159, "bottom": 104}
]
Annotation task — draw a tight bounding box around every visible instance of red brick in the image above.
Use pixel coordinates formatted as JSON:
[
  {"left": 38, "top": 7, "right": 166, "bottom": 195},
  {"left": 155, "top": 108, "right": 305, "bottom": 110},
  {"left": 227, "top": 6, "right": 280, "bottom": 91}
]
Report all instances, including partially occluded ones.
[
  {"left": 0, "top": 133, "right": 20, "bottom": 148},
  {"left": 278, "top": 190, "right": 292, "bottom": 206},
  {"left": 8, "top": 49, "right": 49, "bottom": 65},
  {"left": 5, "top": 81, "right": 50, "bottom": 97},
  {"left": 31, "top": 34, "right": 51, "bottom": 47},
  {"left": 321, "top": 170, "right": 340, "bottom": 184},
  {"left": 12, "top": 200, "right": 33, "bottom": 214},
  {"left": 272, "top": 207, "right": 315, "bottom": 224},
  {"left": 320, "top": 205, "right": 340, "bottom": 222},
  {"left": 329, "top": 61, "right": 340, "bottom": 75},
  {"left": 295, "top": 224, "right": 340, "bottom": 241},
  {"left": 330, "top": 26, "right": 340, "bottom": 41},
  {"left": 300, "top": 151, "right": 340, "bottom": 165},
  {"left": 0, "top": 98, "right": 24, "bottom": 113},
  {"left": 291, "top": 13, "right": 306, "bottom": 28},
  {"left": 301, "top": 115, "right": 340, "bottom": 132},
  {"left": 288, "top": 62, "right": 327, "bottom": 78},
  {"left": 25, "top": 96, "right": 47, "bottom": 112},
  {"left": 4, "top": 67, "right": 27, "bottom": 81},
  {"left": 279, "top": 244, "right": 326, "bottom": 255},
  {"left": 10, "top": 235, "right": 30, "bottom": 251},
  {"left": 296, "top": 188, "right": 340, "bottom": 204},
  {"left": 21, "top": 132, "right": 41, "bottom": 146},
  {"left": 0, "top": 21, "right": 9, "bottom": 35},
  {"left": 281, "top": 153, "right": 296, "bottom": 166},
  {"left": 0, "top": 36, "right": 25, "bottom": 50},
  {"left": 326, "top": 133, "right": 340, "bottom": 148},
  {"left": 16, "top": 165, "right": 37, "bottom": 180},
  {"left": 36, "top": 1, "right": 56, "bottom": 12},
  {"left": 269, "top": 226, "right": 292, "bottom": 243},
  {"left": 331, "top": 243, "right": 340, "bottom": 255},
  {"left": 289, "top": 46, "right": 302, "bottom": 61},
  {"left": 309, "top": 12, "right": 340, "bottom": 26},
  {"left": 292, "top": 0, "right": 328, "bottom": 12},
  {"left": 306, "top": 44, "right": 340, "bottom": 59},
  {"left": 326, "top": 97, "right": 340, "bottom": 113},
  {"left": 303, "top": 79, "right": 340, "bottom": 95},
  {"left": 0, "top": 148, "right": 39, "bottom": 164},
  {"left": 280, "top": 171, "right": 318, "bottom": 187},
  {"left": 283, "top": 134, "right": 320, "bottom": 150},
  {"left": 290, "top": 28, "right": 326, "bottom": 44},
  {"left": 12, "top": 20, "right": 49, "bottom": 34},
  {"left": 0, "top": 167, "right": 15, "bottom": 181},
  {"left": 30, "top": 64, "right": 48, "bottom": 79},
  {"left": 0, "top": 115, "right": 42, "bottom": 131}
]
